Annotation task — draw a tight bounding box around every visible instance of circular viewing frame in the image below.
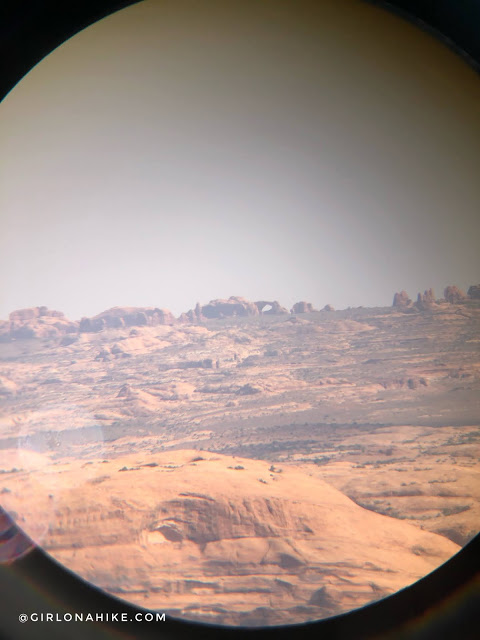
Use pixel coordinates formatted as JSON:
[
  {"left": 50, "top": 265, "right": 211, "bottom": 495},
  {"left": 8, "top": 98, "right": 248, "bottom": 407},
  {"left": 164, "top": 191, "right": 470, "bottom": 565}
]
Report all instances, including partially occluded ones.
[{"left": 0, "top": 1, "right": 479, "bottom": 639}]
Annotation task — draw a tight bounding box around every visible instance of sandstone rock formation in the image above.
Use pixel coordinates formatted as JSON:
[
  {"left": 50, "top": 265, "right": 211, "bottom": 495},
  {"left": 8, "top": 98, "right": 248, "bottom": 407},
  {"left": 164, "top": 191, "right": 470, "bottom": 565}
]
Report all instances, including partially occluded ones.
[
  {"left": 79, "top": 307, "right": 175, "bottom": 332},
  {"left": 79, "top": 316, "right": 106, "bottom": 333},
  {"left": 2, "top": 450, "right": 461, "bottom": 627},
  {"left": 179, "top": 302, "right": 207, "bottom": 324},
  {"left": 9, "top": 306, "right": 64, "bottom": 323},
  {"left": 197, "top": 297, "right": 259, "bottom": 320},
  {"left": 0, "top": 307, "right": 78, "bottom": 341},
  {"left": 1, "top": 292, "right": 479, "bottom": 627},
  {"left": 444, "top": 286, "right": 466, "bottom": 304},
  {"left": 291, "top": 301, "right": 315, "bottom": 314},
  {"left": 95, "top": 307, "right": 175, "bottom": 327},
  {"left": 467, "top": 284, "right": 480, "bottom": 299},
  {"left": 181, "top": 298, "right": 290, "bottom": 322},
  {"left": 255, "top": 300, "right": 289, "bottom": 315},
  {"left": 392, "top": 291, "right": 412, "bottom": 309},
  {"left": 415, "top": 288, "right": 436, "bottom": 311}
]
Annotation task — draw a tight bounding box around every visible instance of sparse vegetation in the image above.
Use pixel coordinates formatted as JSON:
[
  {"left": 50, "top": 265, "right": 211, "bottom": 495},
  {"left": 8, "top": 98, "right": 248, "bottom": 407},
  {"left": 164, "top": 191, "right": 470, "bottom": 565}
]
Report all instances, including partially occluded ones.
[
  {"left": 441, "top": 505, "right": 471, "bottom": 516},
  {"left": 88, "top": 475, "right": 110, "bottom": 485},
  {"left": 1, "top": 295, "right": 479, "bottom": 627},
  {"left": 313, "top": 457, "right": 331, "bottom": 466}
]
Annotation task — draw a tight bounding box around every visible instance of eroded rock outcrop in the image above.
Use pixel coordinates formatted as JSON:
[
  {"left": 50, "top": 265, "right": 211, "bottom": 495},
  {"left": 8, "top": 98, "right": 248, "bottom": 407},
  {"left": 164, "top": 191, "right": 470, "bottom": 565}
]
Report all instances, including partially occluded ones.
[
  {"left": 1, "top": 307, "right": 78, "bottom": 341},
  {"left": 392, "top": 291, "right": 412, "bottom": 309},
  {"left": 444, "top": 286, "right": 466, "bottom": 304},
  {"left": 467, "top": 284, "right": 480, "bottom": 300},
  {"left": 181, "top": 297, "right": 290, "bottom": 322},
  {"left": 9, "top": 307, "right": 64, "bottom": 323},
  {"left": 79, "top": 317, "right": 106, "bottom": 333},
  {"left": 415, "top": 288, "right": 436, "bottom": 311},
  {"left": 25, "top": 450, "right": 461, "bottom": 627},
  {"left": 291, "top": 302, "right": 316, "bottom": 314},
  {"left": 195, "top": 297, "right": 259, "bottom": 320},
  {"left": 178, "top": 302, "right": 205, "bottom": 324},
  {"left": 255, "top": 300, "right": 289, "bottom": 315},
  {"left": 79, "top": 307, "right": 175, "bottom": 332}
]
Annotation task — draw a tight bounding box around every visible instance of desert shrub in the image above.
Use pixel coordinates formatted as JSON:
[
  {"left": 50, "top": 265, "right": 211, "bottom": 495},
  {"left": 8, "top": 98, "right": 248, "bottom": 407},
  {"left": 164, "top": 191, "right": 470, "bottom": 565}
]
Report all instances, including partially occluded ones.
[
  {"left": 88, "top": 475, "right": 110, "bottom": 484},
  {"left": 441, "top": 505, "right": 471, "bottom": 516}
]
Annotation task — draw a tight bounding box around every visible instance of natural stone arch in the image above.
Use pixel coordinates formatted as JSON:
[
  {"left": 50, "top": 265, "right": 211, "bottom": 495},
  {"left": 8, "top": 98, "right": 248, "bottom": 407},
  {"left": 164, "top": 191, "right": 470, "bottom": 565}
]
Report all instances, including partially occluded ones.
[{"left": 255, "top": 300, "right": 289, "bottom": 315}]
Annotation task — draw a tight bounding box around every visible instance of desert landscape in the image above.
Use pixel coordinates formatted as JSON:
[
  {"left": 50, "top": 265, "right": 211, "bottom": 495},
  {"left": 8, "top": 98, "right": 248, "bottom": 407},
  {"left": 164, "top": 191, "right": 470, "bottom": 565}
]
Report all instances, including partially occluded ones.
[{"left": 0, "top": 285, "right": 479, "bottom": 626}]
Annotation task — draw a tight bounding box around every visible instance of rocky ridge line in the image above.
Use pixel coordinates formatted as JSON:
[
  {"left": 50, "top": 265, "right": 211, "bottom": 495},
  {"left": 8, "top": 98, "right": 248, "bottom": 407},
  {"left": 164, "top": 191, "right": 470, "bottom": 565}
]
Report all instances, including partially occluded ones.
[{"left": 1, "top": 283, "right": 479, "bottom": 341}]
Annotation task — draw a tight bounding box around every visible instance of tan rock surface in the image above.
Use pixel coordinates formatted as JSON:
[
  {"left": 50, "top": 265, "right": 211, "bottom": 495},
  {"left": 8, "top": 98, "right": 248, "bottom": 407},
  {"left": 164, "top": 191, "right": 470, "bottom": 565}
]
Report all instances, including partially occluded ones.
[
  {"left": 0, "top": 298, "right": 479, "bottom": 625},
  {"left": 0, "top": 449, "right": 459, "bottom": 626},
  {"left": 1, "top": 307, "right": 78, "bottom": 340}
]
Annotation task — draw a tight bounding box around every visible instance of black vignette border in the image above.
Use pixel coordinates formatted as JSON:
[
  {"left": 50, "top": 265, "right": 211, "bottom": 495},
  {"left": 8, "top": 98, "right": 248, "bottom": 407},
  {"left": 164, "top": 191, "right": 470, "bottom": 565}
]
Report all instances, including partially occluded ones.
[{"left": 0, "top": 1, "right": 479, "bottom": 639}]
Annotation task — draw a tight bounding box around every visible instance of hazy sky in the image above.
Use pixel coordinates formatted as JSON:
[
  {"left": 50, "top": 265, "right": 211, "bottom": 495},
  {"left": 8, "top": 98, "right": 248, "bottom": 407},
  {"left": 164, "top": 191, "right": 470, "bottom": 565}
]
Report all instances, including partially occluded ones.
[{"left": 1, "top": 0, "right": 479, "bottom": 321}]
